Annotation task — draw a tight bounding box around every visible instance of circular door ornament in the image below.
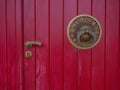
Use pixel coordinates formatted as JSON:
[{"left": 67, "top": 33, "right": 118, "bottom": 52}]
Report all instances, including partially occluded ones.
[{"left": 67, "top": 14, "right": 102, "bottom": 49}]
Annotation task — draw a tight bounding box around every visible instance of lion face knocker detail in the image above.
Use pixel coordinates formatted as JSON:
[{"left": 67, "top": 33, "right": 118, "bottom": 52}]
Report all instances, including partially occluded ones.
[{"left": 67, "top": 14, "right": 102, "bottom": 49}]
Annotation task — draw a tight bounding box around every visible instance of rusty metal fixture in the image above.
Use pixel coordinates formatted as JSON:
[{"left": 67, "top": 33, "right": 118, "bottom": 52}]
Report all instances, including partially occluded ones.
[{"left": 67, "top": 14, "right": 102, "bottom": 49}]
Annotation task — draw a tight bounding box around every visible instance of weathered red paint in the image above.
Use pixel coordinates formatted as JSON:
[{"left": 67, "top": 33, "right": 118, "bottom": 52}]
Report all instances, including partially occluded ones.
[{"left": 0, "top": 0, "right": 119, "bottom": 90}]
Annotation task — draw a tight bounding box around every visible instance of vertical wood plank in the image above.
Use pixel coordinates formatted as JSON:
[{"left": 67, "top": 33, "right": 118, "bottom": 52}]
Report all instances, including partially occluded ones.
[
  {"left": 78, "top": 0, "right": 92, "bottom": 90},
  {"left": 50, "top": 0, "right": 63, "bottom": 90},
  {"left": 15, "top": 0, "right": 23, "bottom": 89},
  {"left": 119, "top": 1, "right": 120, "bottom": 89},
  {"left": 0, "top": 0, "right": 7, "bottom": 89},
  {"left": 64, "top": 0, "right": 77, "bottom": 90},
  {"left": 92, "top": 0, "right": 105, "bottom": 90},
  {"left": 36, "top": 0, "right": 49, "bottom": 90},
  {"left": 7, "top": 0, "right": 16, "bottom": 89},
  {"left": 105, "top": 0, "right": 119, "bottom": 90},
  {"left": 23, "top": 0, "right": 36, "bottom": 90}
]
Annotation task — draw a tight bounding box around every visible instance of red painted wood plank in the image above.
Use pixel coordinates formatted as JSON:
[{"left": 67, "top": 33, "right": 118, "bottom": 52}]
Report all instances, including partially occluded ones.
[
  {"left": 105, "top": 0, "right": 119, "bottom": 90},
  {"left": 50, "top": 0, "right": 63, "bottom": 90},
  {"left": 78, "top": 0, "right": 92, "bottom": 90},
  {"left": 118, "top": 1, "right": 120, "bottom": 90},
  {"left": 0, "top": 0, "right": 7, "bottom": 89},
  {"left": 64, "top": 0, "right": 77, "bottom": 90},
  {"left": 15, "top": 0, "right": 23, "bottom": 89},
  {"left": 7, "top": 0, "right": 16, "bottom": 89},
  {"left": 24, "top": 0, "right": 36, "bottom": 90},
  {"left": 92, "top": 0, "right": 105, "bottom": 90},
  {"left": 119, "top": 1, "right": 120, "bottom": 89},
  {"left": 36, "top": 0, "right": 49, "bottom": 90}
]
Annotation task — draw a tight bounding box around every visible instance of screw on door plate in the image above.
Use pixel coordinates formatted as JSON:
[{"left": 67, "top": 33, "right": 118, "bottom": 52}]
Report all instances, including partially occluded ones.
[{"left": 25, "top": 51, "right": 32, "bottom": 58}]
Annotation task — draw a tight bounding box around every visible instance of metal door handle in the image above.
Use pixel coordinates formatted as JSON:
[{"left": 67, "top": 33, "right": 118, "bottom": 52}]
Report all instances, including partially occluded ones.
[{"left": 25, "top": 41, "right": 42, "bottom": 48}]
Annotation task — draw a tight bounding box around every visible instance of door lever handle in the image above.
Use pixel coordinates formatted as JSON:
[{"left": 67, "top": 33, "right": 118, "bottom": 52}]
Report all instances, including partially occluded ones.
[{"left": 25, "top": 41, "right": 42, "bottom": 48}]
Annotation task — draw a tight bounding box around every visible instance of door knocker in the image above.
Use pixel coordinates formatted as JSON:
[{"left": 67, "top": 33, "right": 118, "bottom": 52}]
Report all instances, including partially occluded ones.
[{"left": 67, "top": 14, "right": 102, "bottom": 49}]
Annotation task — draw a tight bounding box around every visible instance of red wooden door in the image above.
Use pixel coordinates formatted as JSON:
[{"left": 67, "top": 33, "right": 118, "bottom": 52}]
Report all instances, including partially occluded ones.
[{"left": 0, "top": 0, "right": 120, "bottom": 90}]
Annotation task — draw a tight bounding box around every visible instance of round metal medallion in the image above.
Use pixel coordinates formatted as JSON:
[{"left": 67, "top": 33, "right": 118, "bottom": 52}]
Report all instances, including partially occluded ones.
[{"left": 67, "top": 14, "right": 102, "bottom": 49}]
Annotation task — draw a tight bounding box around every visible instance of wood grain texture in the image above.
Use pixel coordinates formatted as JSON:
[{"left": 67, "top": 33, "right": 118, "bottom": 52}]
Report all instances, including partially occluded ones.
[
  {"left": 0, "top": 0, "right": 7, "bottom": 89},
  {"left": 50, "top": 0, "right": 63, "bottom": 90},
  {"left": 0, "top": 0, "right": 22, "bottom": 89},
  {"left": 36, "top": 0, "right": 49, "bottom": 90},
  {"left": 119, "top": 1, "right": 120, "bottom": 88},
  {"left": 105, "top": 0, "right": 119, "bottom": 90},
  {"left": 78, "top": 0, "right": 92, "bottom": 90},
  {"left": 15, "top": 0, "right": 23, "bottom": 89},
  {"left": 91, "top": 0, "right": 105, "bottom": 90},
  {"left": 0, "top": 0, "right": 120, "bottom": 89},
  {"left": 7, "top": 0, "right": 16, "bottom": 89},
  {"left": 64, "top": 0, "right": 77, "bottom": 90},
  {"left": 23, "top": 0, "right": 36, "bottom": 90}
]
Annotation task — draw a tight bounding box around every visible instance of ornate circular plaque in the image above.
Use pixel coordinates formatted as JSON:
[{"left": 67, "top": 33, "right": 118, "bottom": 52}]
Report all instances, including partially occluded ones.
[{"left": 67, "top": 14, "right": 102, "bottom": 49}]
